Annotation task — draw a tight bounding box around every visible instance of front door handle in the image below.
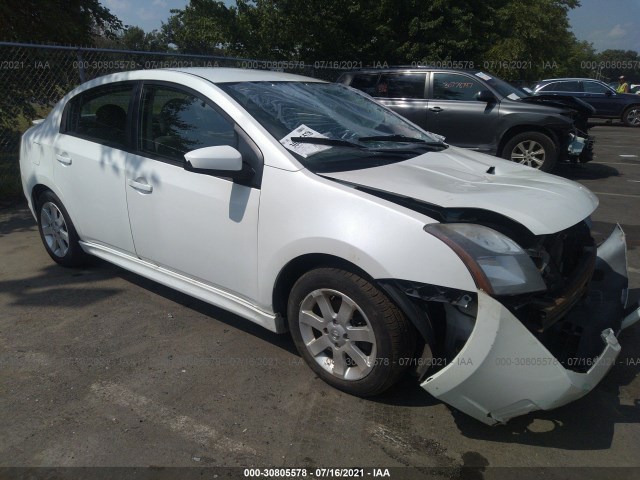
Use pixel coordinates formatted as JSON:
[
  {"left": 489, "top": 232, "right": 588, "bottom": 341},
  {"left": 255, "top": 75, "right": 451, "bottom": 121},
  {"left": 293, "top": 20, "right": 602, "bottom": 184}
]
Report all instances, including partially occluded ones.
[
  {"left": 127, "top": 178, "right": 153, "bottom": 193},
  {"left": 56, "top": 154, "right": 72, "bottom": 165},
  {"left": 429, "top": 106, "right": 443, "bottom": 113}
]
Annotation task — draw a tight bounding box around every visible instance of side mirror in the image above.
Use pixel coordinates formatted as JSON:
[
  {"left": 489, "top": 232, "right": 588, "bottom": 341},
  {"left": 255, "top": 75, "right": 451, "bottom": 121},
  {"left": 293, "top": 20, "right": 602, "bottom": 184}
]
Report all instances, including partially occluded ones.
[
  {"left": 184, "top": 145, "right": 254, "bottom": 181},
  {"left": 184, "top": 145, "right": 242, "bottom": 172},
  {"left": 476, "top": 90, "right": 496, "bottom": 103},
  {"left": 605, "top": 90, "right": 613, "bottom": 97}
]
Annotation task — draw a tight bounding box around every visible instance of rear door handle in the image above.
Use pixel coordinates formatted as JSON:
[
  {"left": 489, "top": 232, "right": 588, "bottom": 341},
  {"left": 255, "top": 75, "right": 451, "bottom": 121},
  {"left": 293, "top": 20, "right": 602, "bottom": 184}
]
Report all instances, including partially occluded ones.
[
  {"left": 127, "top": 178, "right": 153, "bottom": 193},
  {"left": 429, "top": 107, "right": 443, "bottom": 113},
  {"left": 56, "top": 154, "right": 72, "bottom": 165}
]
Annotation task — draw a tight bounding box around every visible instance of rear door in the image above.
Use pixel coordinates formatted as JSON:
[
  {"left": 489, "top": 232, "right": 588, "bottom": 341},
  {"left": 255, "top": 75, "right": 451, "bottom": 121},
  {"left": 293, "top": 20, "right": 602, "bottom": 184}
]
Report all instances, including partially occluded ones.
[
  {"left": 53, "top": 82, "right": 136, "bottom": 254},
  {"left": 426, "top": 72, "right": 500, "bottom": 150}
]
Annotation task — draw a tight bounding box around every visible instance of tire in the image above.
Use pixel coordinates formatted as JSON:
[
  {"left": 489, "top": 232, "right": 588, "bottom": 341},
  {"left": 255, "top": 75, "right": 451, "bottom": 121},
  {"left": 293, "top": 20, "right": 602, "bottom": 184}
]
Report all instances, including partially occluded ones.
[
  {"left": 36, "top": 190, "right": 87, "bottom": 267},
  {"left": 287, "top": 268, "right": 416, "bottom": 397},
  {"left": 622, "top": 105, "right": 640, "bottom": 127},
  {"left": 501, "top": 132, "right": 557, "bottom": 171}
]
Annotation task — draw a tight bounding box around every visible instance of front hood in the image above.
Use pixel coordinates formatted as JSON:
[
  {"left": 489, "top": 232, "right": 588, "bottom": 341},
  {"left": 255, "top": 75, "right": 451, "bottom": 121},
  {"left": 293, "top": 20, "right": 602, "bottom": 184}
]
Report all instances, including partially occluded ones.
[
  {"left": 525, "top": 94, "right": 596, "bottom": 116},
  {"left": 323, "top": 147, "right": 598, "bottom": 235}
]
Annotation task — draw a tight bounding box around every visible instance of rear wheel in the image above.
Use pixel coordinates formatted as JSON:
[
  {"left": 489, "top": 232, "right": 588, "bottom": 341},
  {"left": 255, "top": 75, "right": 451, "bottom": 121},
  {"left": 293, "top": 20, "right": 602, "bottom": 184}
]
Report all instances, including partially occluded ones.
[
  {"left": 37, "top": 190, "right": 87, "bottom": 267},
  {"left": 287, "top": 268, "right": 415, "bottom": 396},
  {"left": 501, "top": 132, "right": 556, "bottom": 171},
  {"left": 622, "top": 106, "right": 640, "bottom": 127}
]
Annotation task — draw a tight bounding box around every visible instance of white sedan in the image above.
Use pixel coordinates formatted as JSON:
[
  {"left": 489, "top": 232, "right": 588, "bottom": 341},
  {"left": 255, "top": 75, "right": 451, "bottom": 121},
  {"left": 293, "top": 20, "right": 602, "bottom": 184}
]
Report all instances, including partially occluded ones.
[{"left": 20, "top": 68, "right": 639, "bottom": 425}]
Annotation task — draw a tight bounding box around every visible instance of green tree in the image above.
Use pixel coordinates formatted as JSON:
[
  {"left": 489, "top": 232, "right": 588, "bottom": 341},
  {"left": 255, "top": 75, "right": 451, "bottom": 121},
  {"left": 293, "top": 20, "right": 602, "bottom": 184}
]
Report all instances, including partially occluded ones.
[
  {"left": 120, "top": 26, "right": 165, "bottom": 52},
  {"left": 162, "top": 0, "right": 586, "bottom": 83},
  {"left": 482, "top": 0, "right": 581, "bottom": 82},
  {"left": 594, "top": 49, "right": 640, "bottom": 84},
  {"left": 0, "top": 0, "right": 123, "bottom": 44}
]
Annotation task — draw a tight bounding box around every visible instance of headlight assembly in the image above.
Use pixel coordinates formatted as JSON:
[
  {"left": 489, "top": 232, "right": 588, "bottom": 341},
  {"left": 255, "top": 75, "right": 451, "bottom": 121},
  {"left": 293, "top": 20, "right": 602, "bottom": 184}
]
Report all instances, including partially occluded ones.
[{"left": 424, "top": 223, "right": 546, "bottom": 296}]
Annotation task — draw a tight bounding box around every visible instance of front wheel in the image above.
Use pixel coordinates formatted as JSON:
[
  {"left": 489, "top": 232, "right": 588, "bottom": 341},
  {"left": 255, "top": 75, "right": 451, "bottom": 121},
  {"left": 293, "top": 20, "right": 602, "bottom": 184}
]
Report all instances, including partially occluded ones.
[
  {"left": 287, "top": 268, "right": 415, "bottom": 397},
  {"left": 37, "top": 190, "right": 87, "bottom": 267},
  {"left": 501, "top": 132, "right": 557, "bottom": 171},
  {"left": 622, "top": 106, "right": 640, "bottom": 127}
]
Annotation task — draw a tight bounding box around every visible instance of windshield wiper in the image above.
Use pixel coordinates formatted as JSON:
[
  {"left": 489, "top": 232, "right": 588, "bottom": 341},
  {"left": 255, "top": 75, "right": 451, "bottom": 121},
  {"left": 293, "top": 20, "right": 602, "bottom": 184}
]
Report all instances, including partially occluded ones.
[
  {"left": 357, "top": 134, "right": 442, "bottom": 145},
  {"left": 289, "top": 137, "right": 366, "bottom": 149},
  {"left": 289, "top": 136, "right": 441, "bottom": 157}
]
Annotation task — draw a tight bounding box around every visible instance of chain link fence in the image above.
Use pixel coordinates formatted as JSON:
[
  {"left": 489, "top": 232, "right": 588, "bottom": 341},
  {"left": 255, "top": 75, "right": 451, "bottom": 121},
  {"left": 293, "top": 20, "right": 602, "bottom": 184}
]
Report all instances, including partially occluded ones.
[{"left": 0, "top": 41, "right": 343, "bottom": 152}]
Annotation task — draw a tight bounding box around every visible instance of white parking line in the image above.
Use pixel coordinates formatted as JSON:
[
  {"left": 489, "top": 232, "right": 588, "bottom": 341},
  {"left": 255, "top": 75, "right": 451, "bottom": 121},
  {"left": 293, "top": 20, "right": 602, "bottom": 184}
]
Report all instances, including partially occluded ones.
[
  {"left": 593, "top": 192, "right": 640, "bottom": 199},
  {"left": 91, "top": 382, "right": 257, "bottom": 455},
  {"left": 592, "top": 162, "right": 640, "bottom": 166},
  {"left": 620, "top": 155, "right": 638, "bottom": 158}
]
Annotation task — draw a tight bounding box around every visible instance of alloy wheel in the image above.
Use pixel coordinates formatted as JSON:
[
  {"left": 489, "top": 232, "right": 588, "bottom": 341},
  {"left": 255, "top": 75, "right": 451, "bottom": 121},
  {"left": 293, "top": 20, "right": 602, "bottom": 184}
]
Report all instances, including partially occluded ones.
[
  {"left": 40, "top": 202, "right": 70, "bottom": 257},
  {"left": 298, "top": 288, "right": 377, "bottom": 381},
  {"left": 510, "top": 140, "right": 546, "bottom": 168}
]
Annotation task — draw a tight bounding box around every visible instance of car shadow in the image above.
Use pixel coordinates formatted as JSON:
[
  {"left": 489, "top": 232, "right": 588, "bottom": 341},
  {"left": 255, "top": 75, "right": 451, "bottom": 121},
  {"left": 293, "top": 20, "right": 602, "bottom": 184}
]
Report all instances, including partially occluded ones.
[
  {"left": 0, "top": 262, "right": 123, "bottom": 308},
  {"left": 554, "top": 162, "right": 620, "bottom": 181},
  {"left": 0, "top": 203, "right": 37, "bottom": 238},
  {"left": 113, "top": 264, "right": 299, "bottom": 357}
]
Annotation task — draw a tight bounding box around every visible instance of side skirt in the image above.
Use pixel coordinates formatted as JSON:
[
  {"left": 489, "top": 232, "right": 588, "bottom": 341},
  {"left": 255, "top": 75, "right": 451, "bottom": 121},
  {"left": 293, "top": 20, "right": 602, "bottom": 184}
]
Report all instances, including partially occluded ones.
[{"left": 79, "top": 241, "right": 286, "bottom": 333}]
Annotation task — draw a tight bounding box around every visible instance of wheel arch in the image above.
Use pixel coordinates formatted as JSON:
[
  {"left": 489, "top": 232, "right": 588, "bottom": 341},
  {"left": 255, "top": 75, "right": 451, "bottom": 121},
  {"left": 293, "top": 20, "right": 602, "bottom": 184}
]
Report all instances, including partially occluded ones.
[
  {"left": 497, "top": 125, "right": 560, "bottom": 157},
  {"left": 272, "top": 253, "right": 373, "bottom": 319},
  {"left": 31, "top": 184, "right": 51, "bottom": 212},
  {"left": 271, "top": 253, "right": 433, "bottom": 346}
]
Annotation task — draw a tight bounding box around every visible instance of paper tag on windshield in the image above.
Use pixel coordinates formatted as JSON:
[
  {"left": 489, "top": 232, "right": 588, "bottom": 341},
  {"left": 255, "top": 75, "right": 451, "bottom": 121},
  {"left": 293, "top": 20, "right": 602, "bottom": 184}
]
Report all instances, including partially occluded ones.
[
  {"left": 475, "top": 72, "right": 492, "bottom": 81},
  {"left": 280, "top": 125, "right": 331, "bottom": 158}
]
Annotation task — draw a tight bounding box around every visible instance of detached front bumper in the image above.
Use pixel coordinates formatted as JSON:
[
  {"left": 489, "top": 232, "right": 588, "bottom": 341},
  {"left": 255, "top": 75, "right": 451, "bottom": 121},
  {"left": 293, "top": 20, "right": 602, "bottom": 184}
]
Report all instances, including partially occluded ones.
[{"left": 422, "top": 225, "right": 639, "bottom": 425}]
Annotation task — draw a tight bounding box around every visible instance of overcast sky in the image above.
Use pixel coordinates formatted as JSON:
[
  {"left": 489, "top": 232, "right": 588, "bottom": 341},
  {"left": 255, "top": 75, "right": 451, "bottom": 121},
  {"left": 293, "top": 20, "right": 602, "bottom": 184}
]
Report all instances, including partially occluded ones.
[{"left": 104, "top": 0, "right": 640, "bottom": 53}]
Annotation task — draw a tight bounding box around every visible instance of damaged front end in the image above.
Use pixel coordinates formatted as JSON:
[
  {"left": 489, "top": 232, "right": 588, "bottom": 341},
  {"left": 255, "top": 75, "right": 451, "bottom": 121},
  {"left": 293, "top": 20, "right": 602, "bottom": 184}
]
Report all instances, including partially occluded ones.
[{"left": 382, "top": 224, "right": 639, "bottom": 425}]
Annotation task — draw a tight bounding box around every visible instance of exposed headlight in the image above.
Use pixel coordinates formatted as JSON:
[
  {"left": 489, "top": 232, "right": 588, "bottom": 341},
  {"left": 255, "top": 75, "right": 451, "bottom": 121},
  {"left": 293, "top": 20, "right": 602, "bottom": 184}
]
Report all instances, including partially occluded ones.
[{"left": 424, "top": 223, "right": 546, "bottom": 296}]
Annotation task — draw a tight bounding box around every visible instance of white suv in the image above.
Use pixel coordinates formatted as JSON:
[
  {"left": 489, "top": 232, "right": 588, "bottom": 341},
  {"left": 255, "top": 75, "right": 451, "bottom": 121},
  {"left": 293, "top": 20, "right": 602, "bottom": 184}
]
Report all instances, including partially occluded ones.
[{"left": 20, "top": 68, "right": 639, "bottom": 425}]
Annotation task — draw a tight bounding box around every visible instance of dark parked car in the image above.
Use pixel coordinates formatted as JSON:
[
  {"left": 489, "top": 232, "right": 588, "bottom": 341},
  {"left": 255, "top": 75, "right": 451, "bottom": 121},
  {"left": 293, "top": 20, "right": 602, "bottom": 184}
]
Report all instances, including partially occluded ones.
[
  {"left": 534, "top": 78, "right": 640, "bottom": 127},
  {"left": 339, "top": 68, "right": 594, "bottom": 171}
]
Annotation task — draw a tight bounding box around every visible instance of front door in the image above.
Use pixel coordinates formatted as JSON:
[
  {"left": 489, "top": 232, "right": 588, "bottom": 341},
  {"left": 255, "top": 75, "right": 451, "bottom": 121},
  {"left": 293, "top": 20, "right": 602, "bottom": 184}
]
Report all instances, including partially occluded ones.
[
  {"left": 427, "top": 72, "right": 500, "bottom": 152},
  {"left": 124, "top": 83, "right": 261, "bottom": 300}
]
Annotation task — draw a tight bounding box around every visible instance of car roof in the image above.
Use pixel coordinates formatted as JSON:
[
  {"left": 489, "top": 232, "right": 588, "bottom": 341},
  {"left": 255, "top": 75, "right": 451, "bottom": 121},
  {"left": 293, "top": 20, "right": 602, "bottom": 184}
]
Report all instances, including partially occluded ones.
[
  {"left": 85, "top": 67, "right": 325, "bottom": 86},
  {"left": 538, "top": 78, "right": 606, "bottom": 83},
  {"left": 168, "top": 67, "right": 323, "bottom": 83},
  {"left": 342, "top": 67, "right": 483, "bottom": 75}
]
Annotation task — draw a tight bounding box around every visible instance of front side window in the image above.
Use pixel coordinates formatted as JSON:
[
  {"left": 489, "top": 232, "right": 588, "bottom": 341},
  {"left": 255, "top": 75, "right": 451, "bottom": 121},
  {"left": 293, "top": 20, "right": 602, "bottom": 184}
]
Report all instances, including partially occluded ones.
[
  {"left": 432, "top": 73, "right": 484, "bottom": 101},
  {"left": 583, "top": 81, "right": 612, "bottom": 94},
  {"left": 64, "top": 83, "right": 134, "bottom": 148},
  {"left": 549, "top": 81, "right": 581, "bottom": 92},
  {"left": 374, "top": 73, "right": 426, "bottom": 99},
  {"left": 139, "top": 84, "right": 236, "bottom": 162}
]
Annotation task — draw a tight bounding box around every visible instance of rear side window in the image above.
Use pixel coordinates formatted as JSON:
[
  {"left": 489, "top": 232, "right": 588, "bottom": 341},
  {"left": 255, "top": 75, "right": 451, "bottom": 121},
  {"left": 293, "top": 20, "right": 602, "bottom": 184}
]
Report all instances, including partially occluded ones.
[
  {"left": 432, "top": 73, "right": 484, "bottom": 101},
  {"left": 138, "top": 84, "right": 237, "bottom": 162},
  {"left": 63, "top": 83, "right": 134, "bottom": 148},
  {"left": 375, "top": 73, "right": 426, "bottom": 99}
]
